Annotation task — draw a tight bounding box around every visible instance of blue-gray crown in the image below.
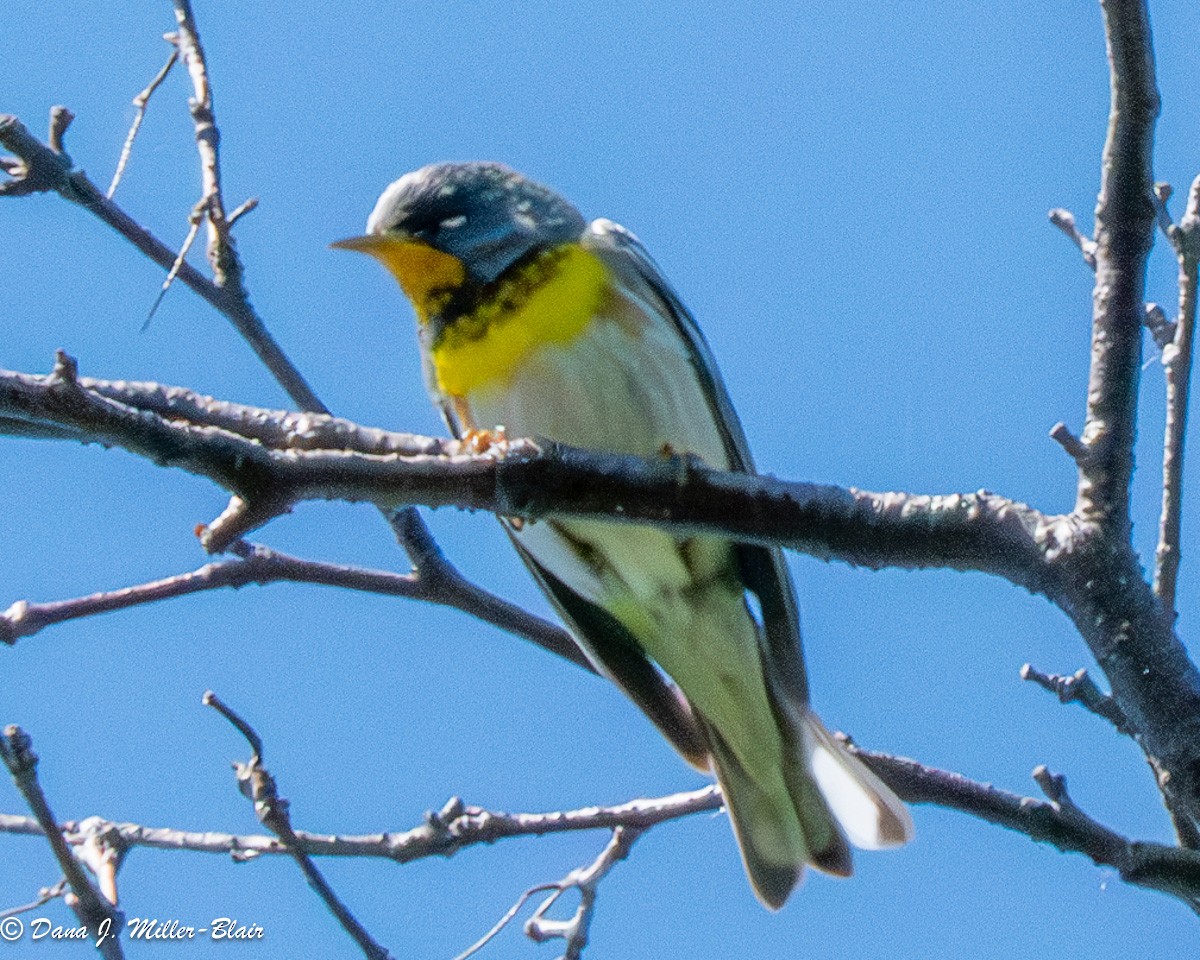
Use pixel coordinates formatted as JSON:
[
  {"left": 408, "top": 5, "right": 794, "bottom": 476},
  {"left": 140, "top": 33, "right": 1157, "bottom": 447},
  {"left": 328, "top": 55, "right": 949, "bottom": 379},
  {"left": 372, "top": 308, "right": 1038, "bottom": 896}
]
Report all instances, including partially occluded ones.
[{"left": 366, "top": 162, "right": 587, "bottom": 285}]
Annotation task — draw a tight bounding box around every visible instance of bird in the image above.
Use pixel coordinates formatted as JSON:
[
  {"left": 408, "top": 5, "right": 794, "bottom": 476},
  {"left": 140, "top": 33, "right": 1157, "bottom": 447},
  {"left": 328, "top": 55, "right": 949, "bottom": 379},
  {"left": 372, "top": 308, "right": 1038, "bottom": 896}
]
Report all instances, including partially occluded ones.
[{"left": 334, "top": 161, "right": 912, "bottom": 908}]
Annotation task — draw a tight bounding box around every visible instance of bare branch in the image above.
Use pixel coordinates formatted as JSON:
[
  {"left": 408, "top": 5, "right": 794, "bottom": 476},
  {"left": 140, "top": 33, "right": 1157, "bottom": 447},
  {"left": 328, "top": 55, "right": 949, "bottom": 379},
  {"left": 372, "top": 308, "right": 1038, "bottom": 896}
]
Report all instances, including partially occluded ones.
[
  {"left": 853, "top": 747, "right": 1200, "bottom": 905},
  {"left": 168, "top": 1, "right": 240, "bottom": 291},
  {"left": 1153, "top": 173, "right": 1200, "bottom": 616},
  {"left": 144, "top": 195, "right": 208, "bottom": 328},
  {"left": 1048, "top": 207, "right": 1098, "bottom": 269},
  {"left": 46, "top": 106, "right": 74, "bottom": 155},
  {"left": 1049, "top": 422, "right": 1090, "bottom": 463},
  {"left": 0, "top": 112, "right": 324, "bottom": 413},
  {"left": 1075, "top": 0, "right": 1160, "bottom": 532},
  {"left": 452, "top": 882, "right": 559, "bottom": 960},
  {"left": 0, "top": 788, "right": 721, "bottom": 866},
  {"left": 0, "top": 364, "right": 1053, "bottom": 586},
  {"left": 1020, "top": 663, "right": 1132, "bottom": 733},
  {"left": 0, "top": 539, "right": 585, "bottom": 670},
  {"left": 7, "top": 747, "right": 1200, "bottom": 908},
  {"left": 0, "top": 728, "right": 125, "bottom": 958},
  {"left": 107, "top": 49, "right": 178, "bottom": 198},
  {"left": 205, "top": 693, "right": 394, "bottom": 960},
  {"left": 227, "top": 196, "right": 258, "bottom": 226},
  {"left": 202, "top": 691, "right": 263, "bottom": 761},
  {"left": 1043, "top": 0, "right": 1200, "bottom": 842},
  {"left": 523, "top": 827, "right": 642, "bottom": 960},
  {"left": 0, "top": 880, "right": 68, "bottom": 920}
]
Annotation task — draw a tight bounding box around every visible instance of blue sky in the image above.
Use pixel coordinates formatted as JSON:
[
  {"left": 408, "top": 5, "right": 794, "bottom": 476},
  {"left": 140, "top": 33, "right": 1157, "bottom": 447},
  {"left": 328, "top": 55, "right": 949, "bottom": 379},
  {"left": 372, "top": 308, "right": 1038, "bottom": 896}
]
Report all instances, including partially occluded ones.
[{"left": 3, "top": 1, "right": 1199, "bottom": 956}]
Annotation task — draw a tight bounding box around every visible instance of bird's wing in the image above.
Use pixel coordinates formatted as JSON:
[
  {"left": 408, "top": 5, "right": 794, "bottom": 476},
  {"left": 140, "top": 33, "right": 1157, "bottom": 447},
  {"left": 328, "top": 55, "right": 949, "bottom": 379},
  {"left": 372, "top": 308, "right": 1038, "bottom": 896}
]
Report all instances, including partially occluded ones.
[
  {"left": 435, "top": 363, "right": 709, "bottom": 768},
  {"left": 582, "top": 218, "right": 812, "bottom": 711},
  {"left": 508, "top": 533, "right": 710, "bottom": 768}
]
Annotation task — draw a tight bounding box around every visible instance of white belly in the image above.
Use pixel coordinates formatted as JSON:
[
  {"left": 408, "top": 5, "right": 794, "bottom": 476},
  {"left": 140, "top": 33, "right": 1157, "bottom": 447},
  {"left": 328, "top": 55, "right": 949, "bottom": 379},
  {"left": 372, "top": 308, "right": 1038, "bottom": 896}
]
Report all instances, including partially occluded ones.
[
  {"left": 462, "top": 313, "right": 734, "bottom": 609},
  {"left": 465, "top": 313, "right": 731, "bottom": 467}
]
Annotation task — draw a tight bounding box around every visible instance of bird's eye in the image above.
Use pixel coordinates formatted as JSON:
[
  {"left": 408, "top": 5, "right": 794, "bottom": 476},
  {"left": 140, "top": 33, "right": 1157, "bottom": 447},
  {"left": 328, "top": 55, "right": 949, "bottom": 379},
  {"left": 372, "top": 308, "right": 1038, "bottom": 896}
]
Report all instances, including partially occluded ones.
[{"left": 440, "top": 214, "right": 468, "bottom": 230}]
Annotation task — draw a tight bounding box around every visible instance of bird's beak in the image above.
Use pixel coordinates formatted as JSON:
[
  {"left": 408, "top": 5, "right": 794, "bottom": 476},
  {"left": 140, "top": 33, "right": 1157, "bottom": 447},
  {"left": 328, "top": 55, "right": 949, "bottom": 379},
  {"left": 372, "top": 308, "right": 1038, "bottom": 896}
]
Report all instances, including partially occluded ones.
[
  {"left": 330, "top": 233, "right": 392, "bottom": 254},
  {"left": 331, "top": 233, "right": 466, "bottom": 315}
]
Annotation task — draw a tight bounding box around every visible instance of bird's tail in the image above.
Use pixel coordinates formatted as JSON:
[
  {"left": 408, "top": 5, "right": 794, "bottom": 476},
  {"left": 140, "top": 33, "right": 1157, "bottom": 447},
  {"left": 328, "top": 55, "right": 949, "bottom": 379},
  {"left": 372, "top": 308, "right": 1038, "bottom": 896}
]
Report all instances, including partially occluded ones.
[{"left": 703, "top": 709, "right": 913, "bottom": 909}]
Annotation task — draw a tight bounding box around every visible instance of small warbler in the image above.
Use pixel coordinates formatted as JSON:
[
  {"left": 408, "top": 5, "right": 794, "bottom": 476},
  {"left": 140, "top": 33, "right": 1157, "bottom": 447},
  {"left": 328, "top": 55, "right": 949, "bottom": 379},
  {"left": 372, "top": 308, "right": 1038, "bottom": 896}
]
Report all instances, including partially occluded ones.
[{"left": 335, "top": 162, "right": 911, "bottom": 908}]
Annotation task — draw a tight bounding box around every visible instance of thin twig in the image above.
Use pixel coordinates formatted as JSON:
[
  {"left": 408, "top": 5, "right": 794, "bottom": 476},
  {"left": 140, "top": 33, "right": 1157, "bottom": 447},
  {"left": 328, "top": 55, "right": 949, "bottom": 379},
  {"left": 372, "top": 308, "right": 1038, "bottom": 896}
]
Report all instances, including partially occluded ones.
[
  {"left": 0, "top": 539, "right": 585, "bottom": 670},
  {"left": 108, "top": 50, "right": 178, "bottom": 198},
  {"left": 202, "top": 691, "right": 263, "bottom": 760},
  {"left": 1153, "top": 173, "right": 1200, "bottom": 615},
  {"left": 205, "top": 694, "right": 395, "bottom": 960},
  {"left": 524, "top": 827, "right": 642, "bottom": 960},
  {"left": 144, "top": 195, "right": 208, "bottom": 328},
  {"left": 47, "top": 106, "right": 73, "bottom": 154},
  {"left": 0, "top": 728, "right": 124, "bottom": 958},
  {"left": 227, "top": 196, "right": 258, "bottom": 226},
  {"left": 1048, "top": 207, "right": 1098, "bottom": 269},
  {"left": 168, "top": 2, "right": 232, "bottom": 278},
  {"left": 1020, "top": 663, "right": 1132, "bottom": 734},
  {"left": 451, "top": 883, "right": 558, "bottom": 960},
  {"left": 0, "top": 879, "right": 69, "bottom": 921}
]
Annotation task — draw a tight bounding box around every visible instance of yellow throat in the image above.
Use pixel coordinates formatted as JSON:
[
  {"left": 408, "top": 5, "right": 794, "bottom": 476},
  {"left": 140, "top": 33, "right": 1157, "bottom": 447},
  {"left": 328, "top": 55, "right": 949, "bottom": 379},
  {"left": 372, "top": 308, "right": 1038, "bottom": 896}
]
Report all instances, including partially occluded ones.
[{"left": 346, "top": 236, "right": 610, "bottom": 397}]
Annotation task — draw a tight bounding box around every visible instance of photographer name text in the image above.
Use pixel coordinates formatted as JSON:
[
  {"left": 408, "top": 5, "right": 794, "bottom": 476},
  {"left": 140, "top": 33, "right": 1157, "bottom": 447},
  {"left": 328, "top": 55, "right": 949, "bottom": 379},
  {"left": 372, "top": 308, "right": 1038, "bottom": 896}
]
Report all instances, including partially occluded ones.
[{"left": 0, "top": 915, "right": 263, "bottom": 945}]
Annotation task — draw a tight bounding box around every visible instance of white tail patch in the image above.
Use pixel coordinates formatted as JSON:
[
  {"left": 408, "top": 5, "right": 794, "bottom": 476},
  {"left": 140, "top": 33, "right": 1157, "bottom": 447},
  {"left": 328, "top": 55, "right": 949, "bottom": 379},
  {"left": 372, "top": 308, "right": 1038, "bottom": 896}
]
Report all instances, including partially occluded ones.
[{"left": 805, "top": 713, "right": 914, "bottom": 851}]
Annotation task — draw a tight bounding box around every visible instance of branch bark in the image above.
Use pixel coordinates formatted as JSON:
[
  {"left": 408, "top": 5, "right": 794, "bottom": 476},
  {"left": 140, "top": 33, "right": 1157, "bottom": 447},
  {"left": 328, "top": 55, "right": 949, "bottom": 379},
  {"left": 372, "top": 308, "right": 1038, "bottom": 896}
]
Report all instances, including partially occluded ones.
[
  {"left": 0, "top": 363, "right": 1053, "bottom": 585},
  {"left": 1075, "top": 0, "right": 1159, "bottom": 532},
  {"left": 6, "top": 749, "right": 1200, "bottom": 909},
  {"left": 0, "top": 537, "right": 585, "bottom": 669},
  {"left": 4, "top": 363, "right": 1200, "bottom": 838},
  {"left": 1153, "top": 175, "right": 1200, "bottom": 615},
  {"left": 1, "top": 728, "right": 125, "bottom": 958},
  {"left": 0, "top": 111, "right": 322, "bottom": 413}
]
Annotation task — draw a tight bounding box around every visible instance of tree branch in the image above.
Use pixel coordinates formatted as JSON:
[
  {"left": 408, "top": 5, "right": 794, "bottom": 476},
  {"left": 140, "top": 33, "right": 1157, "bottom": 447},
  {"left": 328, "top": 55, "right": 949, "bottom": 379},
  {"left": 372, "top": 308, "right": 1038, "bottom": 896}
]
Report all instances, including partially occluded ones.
[
  {"left": 0, "top": 728, "right": 125, "bottom": 958},
  {"left": 853, "top": 748, "right": 1200, "bottom": 907},
  {"left": 0, "top": 363, "right": 1053, "bottom": 588},
  {"left": 1075, "top": 0, "right": 1160, "bottom": 532},
  {"left": 169, "top": 0, "right": 253, "bottom": 312},
  {"left": 204, "top": 692, "right": 394, "bottom": 960},
  {"left": 0, "top": 539, "right": 586, "bottom": 671},
  {"left": 1048, "top": 207, "right": 1098, "bottom": 270},
  {"left": 1153, "top": 173, "right": 1200, "bottom": 616},
  {"left": 6, "top": 747, "right": 1200, "bottom": 909},
  {"left": 1020, "top": 663, "right": 1132, "bottom": 734},
  {"left": 0, "top": 111, "right": 322, "bottom": 413}
]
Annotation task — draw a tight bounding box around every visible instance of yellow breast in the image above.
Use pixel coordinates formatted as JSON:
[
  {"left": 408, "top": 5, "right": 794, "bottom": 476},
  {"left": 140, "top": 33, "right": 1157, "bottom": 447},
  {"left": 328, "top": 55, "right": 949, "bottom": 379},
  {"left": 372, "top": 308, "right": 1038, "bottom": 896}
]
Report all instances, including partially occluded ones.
[{"left": 430, "top": 244, "right": 610, "bottom": 397}]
